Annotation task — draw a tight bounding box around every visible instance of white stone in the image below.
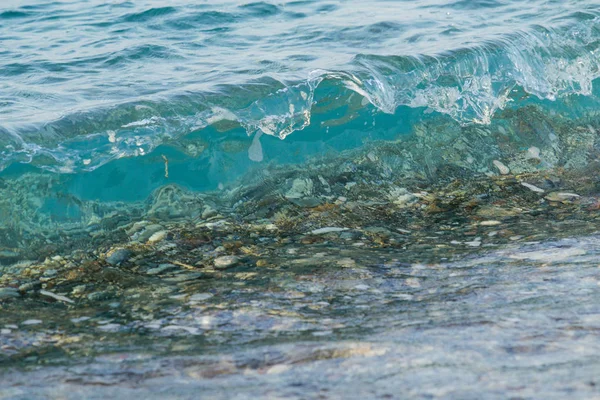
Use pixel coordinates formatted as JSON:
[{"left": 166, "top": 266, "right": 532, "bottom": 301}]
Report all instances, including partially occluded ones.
[
  {"left": 40, "top": 290, "right": 74, "bottom": 304},
  {"left": 285, "top": 178, "right": 313, "bottom": 199},
  {"left": 189, "top": 293, "right": 213, "bottom": 302},
  {"left": 214, "top": 255, "right": 240, "bottom": 269},
  {"left": 521, "top": 182, "right": 545, "bottom": 193},
  {"left": 148, "top": 230, "right": 168, "bottom": 243},
  {"left": 509, "top": 247, "right": 586, "bottom": 262},
  {"left": 493, "top": 160, "right": 510, "bottom": 175},
  {"left": 479, "top": 220, "right": 501, "bottom": 226},
  {"left": 22, "top": 319, "right": 42, "bottom": 325},
  {"left": 545, "top": 192, "right": 580, "bottom": 202},
  {"left": 310, "top": 227, "right": 348, "bottom": 235}
]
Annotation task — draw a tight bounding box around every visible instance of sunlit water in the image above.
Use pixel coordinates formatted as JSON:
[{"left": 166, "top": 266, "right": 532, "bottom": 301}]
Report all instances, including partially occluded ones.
[{"left": 3, "top": 0, "right": 600, "bottom": 398}]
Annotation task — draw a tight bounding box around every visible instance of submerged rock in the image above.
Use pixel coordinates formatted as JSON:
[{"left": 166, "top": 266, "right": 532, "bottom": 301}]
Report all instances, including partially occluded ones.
[
  {"left": 214, "top": 255, "right": 240, "bottom": 269},
  {"left": 545, "top": 192, "right": 580, "bottom": 202},
  {"left": 105, "top": 248, "right": 132, "bottom": 266},
  {"left": 493, "top": 160, "right": 510, "bottom": 175},
  {"left": 0, "top": 287, "right": 20, "bottom": 300}
]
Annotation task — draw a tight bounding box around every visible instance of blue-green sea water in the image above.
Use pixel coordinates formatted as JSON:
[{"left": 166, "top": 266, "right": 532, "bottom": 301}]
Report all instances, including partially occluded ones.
[{"left": 4, "top": 1, "right": 600, "bottom": 398}]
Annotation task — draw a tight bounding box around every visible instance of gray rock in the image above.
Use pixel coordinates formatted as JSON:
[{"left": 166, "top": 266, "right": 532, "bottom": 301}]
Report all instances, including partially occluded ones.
[
  {"left": 164, "top": 272, "right": 205, "bottom": 282},
  {"left": 189, "top": 293, "right": 213, "bottom": 302},
  {"left": 0, "top": 287, "right": 20, "bottom": 300},
  {"left": 147, "top": 230, "right": 168, "bottom": 243},
  {"left": 43, "top": 269, "right": 57, "bottom": 278},
  {"left": 106, "top": 249, "right": 131, "bottom": 266},
  {"left": 87, "top": 291, "right": 111, "bottom": 301},
  {"left": 147, "top": 263, "right": 178, "bottom": 275},
  {"left": 136, "top": 224, "right": 165, "bottom": 242},
  {"left": 18, "top": 281, "right": 41, "bottom": 293},
  {"left": 289, "top": 197, "right": 322, "bottom": 208},
  {"left": 213, "top": 255, "right": 240, "bottom": 270},
  {"left": 202, "top": 205, "right": 218, "bottom": 219}
]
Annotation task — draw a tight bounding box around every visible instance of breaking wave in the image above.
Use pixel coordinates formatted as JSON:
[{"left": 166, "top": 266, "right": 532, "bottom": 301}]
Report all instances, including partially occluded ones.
[{"left": 2, "top": 15, "right": 600, "bottom": 173}]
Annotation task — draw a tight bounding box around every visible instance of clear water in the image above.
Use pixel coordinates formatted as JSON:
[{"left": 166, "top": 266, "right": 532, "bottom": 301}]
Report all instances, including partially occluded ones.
[{"left": 3, "top": 0, "right": 600, "bottom": 398}]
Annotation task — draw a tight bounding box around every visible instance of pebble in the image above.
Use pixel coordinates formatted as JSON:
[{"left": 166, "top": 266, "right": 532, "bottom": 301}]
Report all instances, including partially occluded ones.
[
  {"left": 21, "top": 319, "right": 42, "bottom": 326},
  {"left": 256, "top": 259, "right": 268, "bottom": 267},
  {"left": 310, "top": 227, "right": 348, "bottom": 235},
  {"left": 106, "top": 248, "right": 131, "bottom": 265},
  {"left": 285, "top": 178, "right": 313, "bottom": 199},
  {"left": 40, "top": 290, "right": 75, "bottom": 304},
  {"left": 164, "top": 272, "right": 205, "bottom": 282},
  {"left": 289, "top": 197, "right": 322, "bottom": 208},
  {"left": 87, "top": 291, "right": 111, "bottom": 301},
  {"left": 214, "top": 256, "right": 240, "bottom": 269},
  {"left": 479, "top": 220, "right": 501, "bottom": 226},
  {"left": 43, "top": 269, "right": 57, "bottom": 277},
  {"left": 136, "top": 224, "right": 165, "bottom": 242},
  {"left": 526, "top": 146, "right": 541, "bottom": 161},
  {"left": 147, "top": 263, "right": 178, "bottom": 275},
  {"left": 147, "top": 230, "right": 168, "bottom": 243},
  {"left": 545, "top": 192, "right": 580, "bottom": 202},
  {"left": 521, "top": 182, "right": 545, "bottom": 193},
  {"left": 201, "top": 205, "right": 218, "bottom": 219},
  {"left": 0, "top": 287, "right": 20, "bottom": 300},
  {"left": 18, "top": 282, "right": 40, "bottom": 293},
  {"left": 509, "top": 247, "right": 586, "bottom": 262},
  {"left": 189, "top": 293, "right": 213, "bottom": 302},
  {"left": 493, "top": 160, "right": 510, "bottom": 175}
]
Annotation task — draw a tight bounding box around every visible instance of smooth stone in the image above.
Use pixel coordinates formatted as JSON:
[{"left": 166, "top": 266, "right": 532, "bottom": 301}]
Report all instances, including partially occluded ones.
[
  {"left": 189, "top": 293, "right": 213, "bottom": 302},
  {"left": 310, "top": 227, "right": 348, "bottom": 235},
  {"left": 147, "top": 263, "right": 178, "bottom": 275},
  {"left": 201, "top": 205, "right": 218, "bottom": 219},
  {"left": 40, "top": 290, "right": 74, "bottom": 304},
  {"left": 526, "top": 146, "right": 541, "bottom": 161},
  {"left": 164, "top": 272, "right": 205, "bottom": 282},
  {"left": 106, "top": 248, "right": 131, "bottom": 266},
  {"left": 0, "top": 287, "right": 20, "bottom": 300},
  {"left": 214, "top": 256, "right": 240, "bottom": 270},
  {"left": 289, "top": 197, "right": 322, "bottom": 208},
  {"left": 18, "top": 282, "right": 40, "bottom": 293},
  {"left": 493, "top": 160, "right": 510, "bottom": 175},
  {"left": 479, "top": 220, "right": 501, "bottom": 226},
  {"left": 545, "top": 192, "right": 580, "bottom": 202},
  {"left": 509, "top": 247, "right": 586, "bottom": 262},
  {"left": 147, "top": 230, "right": 168, "bottom": 243},
  {"left": 43, "top": 269, "right": 57, "bottom": 277},
  {"left": 136, "top": 224, "right": 165, "bottom": 242},
  {"left": 21, "top": 319, "right": 42, "bottom": 325},
  {"left": 521, "top": 182, "right": 545, "bottom": 193},
  {"left": 285, "top": 178, "right": 313, "bottom": 199},
  {"left": 87, "top": 291, "right": 111, "bottom": 301}
]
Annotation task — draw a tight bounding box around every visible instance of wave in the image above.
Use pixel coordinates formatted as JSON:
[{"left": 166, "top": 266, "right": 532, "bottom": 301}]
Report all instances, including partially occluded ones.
[{"left": 2, "top": 15, "right": 600, "bottom": 173}]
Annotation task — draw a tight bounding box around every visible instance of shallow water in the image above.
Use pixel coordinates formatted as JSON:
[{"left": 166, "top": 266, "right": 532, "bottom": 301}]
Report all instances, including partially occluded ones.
[
  {"left": 3, "top": 0, "right": 600, "bottom": 398},
  {"left": 3, "top": 236, "right": 600, "bottom": 399}
]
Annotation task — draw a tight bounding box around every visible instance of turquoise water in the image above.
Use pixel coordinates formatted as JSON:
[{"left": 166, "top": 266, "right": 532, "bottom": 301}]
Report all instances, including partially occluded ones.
[
  {"left": 4, "top": 1, "right": 600, "bottom": 398},
  {"left": 2, "top": 1, "right": 600, "bottom": 178}
]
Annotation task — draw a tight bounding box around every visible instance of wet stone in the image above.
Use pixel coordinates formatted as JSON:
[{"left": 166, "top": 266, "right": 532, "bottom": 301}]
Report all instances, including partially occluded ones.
[
  {"left": 18, "top": 282, "right": 40, "bottom": 293},
  {"left": 0, "top": 287, "right": 20, "bottom": 300},
  {"left": 147, "top": 230, "right": 168, "bottom": 243},
  {"left": 105, "top": 249, "right": 131, "bottom": 266},
  {"left": 43, "top": 269, "right": 57, "bottom": 278},
  {"left": 136, "top": 224, "right": 165, "bottom": 242},
  {"left": 147, "top": 263, "right": 178, "bottom": 275},
  {"left": 289, "top": 197, "right": 322, "bottom": 208},
  {"left": 189, "top": 293, "right": 213, "bottom": 302},
  {"left": 214, "top": 256, "right": 240, "bottom": 270},
  {"left": 87, "top": 291, "right": 112, "bottom": 301},
  {"left": 164, "top": 272, "right": 205, "bottom": 283}
]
